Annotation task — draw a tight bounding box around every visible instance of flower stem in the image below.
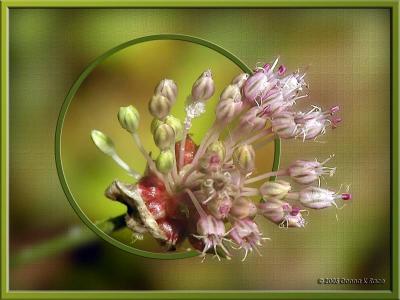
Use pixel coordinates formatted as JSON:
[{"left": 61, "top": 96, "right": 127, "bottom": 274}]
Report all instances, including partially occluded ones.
[
  {"left": 238, "top": 127, "right": 273, "bottom": 146},
  {"left": 178, "top": 118, "right": 192, "bottom": 171},
  {"left": 111, "top": 153, "right": 141, "bottom": 179},
  {"left": 131, "top": 133, "right": 164, "bottom": 182},
  {"left": 11, "top": 214, "right": 126, "bottom": 267},
  {"left": 185, "top": 189, "right": 206, "bottom": 218},
  {"left": 244, "top": 169, "right": 287, "bottom": 184}
]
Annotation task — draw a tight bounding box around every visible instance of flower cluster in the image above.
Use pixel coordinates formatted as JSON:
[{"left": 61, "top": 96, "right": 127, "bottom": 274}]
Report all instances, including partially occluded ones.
[{"left": 91, "top": 58, "right": 352, "bottom": 261}]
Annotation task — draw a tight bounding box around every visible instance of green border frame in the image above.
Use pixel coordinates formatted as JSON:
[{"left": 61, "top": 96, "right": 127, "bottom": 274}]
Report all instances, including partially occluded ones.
[
  {"left": 54, "top": 33, "right": 281, "bottom": 260},
  {"left": 1, "top": 1, "right": 398, "bottom": 299}
]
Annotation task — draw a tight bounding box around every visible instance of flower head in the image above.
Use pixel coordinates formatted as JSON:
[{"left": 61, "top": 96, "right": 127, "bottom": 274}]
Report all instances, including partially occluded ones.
[{"left": 93, "top": 57, "right": 352, "bottom": 261}]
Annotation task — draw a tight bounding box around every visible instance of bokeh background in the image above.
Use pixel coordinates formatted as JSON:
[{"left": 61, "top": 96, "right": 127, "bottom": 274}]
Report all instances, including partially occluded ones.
[{"left": 9, "top": 8, "right": 391, "bottom": 290}]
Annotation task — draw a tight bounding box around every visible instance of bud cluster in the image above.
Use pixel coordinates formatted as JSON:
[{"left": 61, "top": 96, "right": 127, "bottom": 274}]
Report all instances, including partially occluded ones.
[{"left": 91, "top": 59, "right": 352, "bottom": 261}]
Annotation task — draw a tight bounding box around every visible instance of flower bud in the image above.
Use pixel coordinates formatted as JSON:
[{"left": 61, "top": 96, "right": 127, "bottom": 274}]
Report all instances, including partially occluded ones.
[
  {"left": 156, "top": 149, "right": 174, "bottom": 173},
  {"left": 150, "top": 118, "right": 164, "bottom": 135},
  {"left": 154, "top": 79, "right": 178, "bottom": 105},
  {"left": 231, "top": 73, "right": 249, "bottom": 88},
  {"left": 207, "top": 197, "right": 232, "bottom": 220},
  {"left": 206, "top": 140, "right": 226, "bottom": 162},
  {"left": 91, "top": 130, "right": 115, "bottom": 156},
  {"left": 239, "top": 106, "right": 268, "bottom": 132},
  {"left": 230, "top": 197, "right": 257, "bottom": 219},
  {"left": 165, "top": 115, "right": 183, "bottom": 141},
  {"left": 216, "top": 98, "right": 243, "bottom": 123},
  {"left": 117, "top": 105, "right": 140, "bottom": 133},
  {"left": 233, "top": 144, "right": 255, "bottom": 174},
  {"left": 258, "top": 199, "right": 288, "bottom": 224},
  {"left": 154, "top": 123, "right": 175, "bottom": 150},
  {"left": 242, "top": 69, "right": 277, "bottom": 105},
  {"left": 271, "top": 112, "right": 298, "bottom": 139},
  {"left": 220, "top": 84, "right": 241, "bottom": 102},
  {"left": 191, "top": 69, "right": 215, "bottom": 101},
  {"left": 149, "top": 94, "right": 171, "bottom": 120},
  {"left": 259, "top": 180, "right": 291, "bottom": 200}
]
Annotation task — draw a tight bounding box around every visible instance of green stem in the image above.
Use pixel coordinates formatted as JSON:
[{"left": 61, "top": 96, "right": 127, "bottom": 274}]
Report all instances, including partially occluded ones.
[{"left": 11, "top": 214, "right": 126, "bottom": 267}]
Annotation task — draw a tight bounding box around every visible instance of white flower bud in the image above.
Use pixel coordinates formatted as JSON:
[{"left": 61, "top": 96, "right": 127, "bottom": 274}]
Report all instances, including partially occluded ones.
[
  {"left": 271, "top": 112, "right": 298, "bottom": 139},
  {"left": 90, "top": 130, "right": 115, "bottom": 155},
  {"left": 239, "top": 106, "right": 268, "bottom": 133},
  {"left": 154, "top": 123, "right": 175, "bottom": 150},
  {"left": 165, "top": 115, "right": 183, "bottom": 141},
  {"left": 149, "top": 94, "right": 171, "bottom": 120},
  {"left": 258, "top": 198, "right": 288, "bottom": 224},
  {"left": 191, "top": 69, "right": 215, "bottom": 101},
  {"left": 156, "top": 149, "right": 174, "bottom": 174},
  {"left": 150, "top": 118, "right": 164, "bottom": 135},
  {"left": 216, "top": 98, "right": 243, "bottom": 123},
  {"left": 207, "top": 197, "right": 232, "bottom": 220},
  {"left": 154, "top": 79, "right": 178, "bottom": 105},
  {"left": 220, "top": 84, "right": 241, "bottom": 102},
  {"left": 117, "top": 105, "right": 140, "bottom": 133},
  {"left": 259, "top": 180, "right": 291, "bottom": 200},
  {"left": 230, "top": 197, "right": 257, "bottom": 219},
  {"left": 231, "top": 73, "right": 249, "bottom": 88},
  {"left": 233, "top": 144, "right": 256, "bottom": 174}
]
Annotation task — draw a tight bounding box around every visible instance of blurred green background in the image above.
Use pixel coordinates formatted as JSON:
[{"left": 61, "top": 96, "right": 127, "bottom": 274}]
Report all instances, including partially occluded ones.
[{"left": 9, "top": 8, "right": 390, "bottom": 290}]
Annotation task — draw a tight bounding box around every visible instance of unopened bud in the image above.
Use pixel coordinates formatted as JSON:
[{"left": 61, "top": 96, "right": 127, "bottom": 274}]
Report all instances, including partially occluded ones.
[
  {"left": 156, "top": 149, "right": 174, "bottom": 173},
  {"left": 239, "top": 106, "right": 268, "bottom": 132},
  {"left": 231, "top": 73, "right": 249, "bottom": 88},
  {"left": 258, "top": 199, "right": 289, "bottom": 224},
  {"left": 149, "top": 94, "right": 171, "bottom": 120},
  {"left": 233, "top": 144, "right": 255, "bottom": 174},
  {"left": 165, "top": 115, "right": 183, "bottom": 141},
  {"left": 91, "top": 130, "right": 115, "bottom": 156},
  {"left": 191, "top": 69, "right": 215, "bottom": 101},
  {"left": 117, "top": 105, "right": 140, "bottom": 133},
  {"left": 220, "top": 84, "right": 241, "bottom": 102},
  {"left": 155, "top": 79, "right": 178, "bottom": 105},
  {"left": 271, "top": 112, "right": 298, "bottom": 139},
  {"left": 206, "top": 140, "right": 226, "bottom": 162},
  {"left": 154, "top": 123, "right": 175, "bottom": 150},
  {"left": 230, "top": 197, "right": 257, "bottom": 219},
  {"left": 150, "top": 118, "right": 164, "bottom": 135},
  {"left": 207, "top": 197, "right": 232, "bottom": 220},
  {"left": 216, "top": 98, "right": 243, "bottom": 123},
  {"left": 259, "top": 180, "right": 291, "bottom": 200}
]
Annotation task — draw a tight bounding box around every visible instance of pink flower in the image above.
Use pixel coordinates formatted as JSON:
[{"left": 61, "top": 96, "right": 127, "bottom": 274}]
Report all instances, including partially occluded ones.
[
  {"left": 194, "top": 215, "right": 230, "bottom": 257},
  {"left": 295, "top": 105, "right": 341, "bottom": 140},
  {"left": 258, "top": 200, "right": 307, "bottom": 228},
  {"left": 271, "top": 111, "right": 299, "bottom": 139},
  {"left": 230, "top": 218, "right": 268, "bottom": 261},
  {"left": 298, "top": 186, "right": 352, "bottom": 209},
  {"left": 242, "top": 58, "right": 281, "bottom": 106},
  {"left": 287, "top": 156, "right": 336, "bottom": 185}
]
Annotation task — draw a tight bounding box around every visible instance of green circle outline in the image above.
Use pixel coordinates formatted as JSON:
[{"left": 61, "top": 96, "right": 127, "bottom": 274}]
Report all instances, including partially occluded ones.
[{"left": 55, "top": 34, "right": 281, "bottom": 260}]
